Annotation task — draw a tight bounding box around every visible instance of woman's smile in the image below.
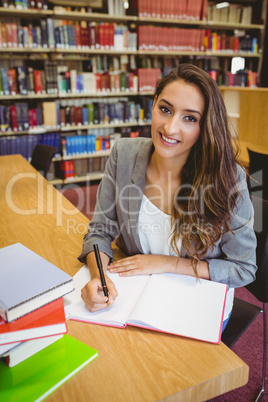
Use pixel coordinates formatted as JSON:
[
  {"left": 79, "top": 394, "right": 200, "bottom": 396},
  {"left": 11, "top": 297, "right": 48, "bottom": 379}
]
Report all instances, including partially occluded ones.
[
  {"left": 159, "top": 132, "right": 181, "bottom": 146},
  {"left": 151, "top": 79, "right": 205, "bottom": 162}
]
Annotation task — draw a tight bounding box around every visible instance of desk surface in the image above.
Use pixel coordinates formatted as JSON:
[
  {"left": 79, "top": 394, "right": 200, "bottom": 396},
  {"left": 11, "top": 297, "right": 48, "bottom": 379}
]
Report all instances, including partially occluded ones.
[{"left": 0, "top": 154, "right": 249, "bottom": 402}]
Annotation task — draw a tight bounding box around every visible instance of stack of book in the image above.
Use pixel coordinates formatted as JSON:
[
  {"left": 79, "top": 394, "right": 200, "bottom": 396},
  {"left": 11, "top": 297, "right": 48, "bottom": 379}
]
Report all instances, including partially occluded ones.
[
  {"left": 0, "top": 243, "right": 98, "bottom": 401},
  {"left": 0, "top": 242, "right": 75, "bottom": 367}
]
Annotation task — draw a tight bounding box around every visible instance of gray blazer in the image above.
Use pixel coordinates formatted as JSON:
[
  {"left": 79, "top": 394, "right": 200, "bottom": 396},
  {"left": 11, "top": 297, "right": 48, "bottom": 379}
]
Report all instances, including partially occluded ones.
[{"left": 79, "top": 137, "right": 257, "bottom": 288}]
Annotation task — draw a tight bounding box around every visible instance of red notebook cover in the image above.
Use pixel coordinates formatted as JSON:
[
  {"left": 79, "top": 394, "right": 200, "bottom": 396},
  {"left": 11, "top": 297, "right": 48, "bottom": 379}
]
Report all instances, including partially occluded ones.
[{"left": 0, "top": 298, "right": 67, "bottom": 345}]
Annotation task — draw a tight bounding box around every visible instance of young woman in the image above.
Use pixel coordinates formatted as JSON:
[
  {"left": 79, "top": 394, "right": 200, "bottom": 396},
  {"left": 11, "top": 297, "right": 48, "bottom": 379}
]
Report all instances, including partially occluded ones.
[{"left": 78, "top": 64, "right": 257, "bottom": 331}]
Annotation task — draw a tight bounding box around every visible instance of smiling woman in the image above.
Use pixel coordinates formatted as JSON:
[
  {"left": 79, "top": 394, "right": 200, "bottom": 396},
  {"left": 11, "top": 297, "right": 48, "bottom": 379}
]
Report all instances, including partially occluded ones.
[
  {"left": 78, "top": 64, "right": 257, "bottom": 332},
  {"left": 151, "top": 80, "right": 204, "bottom": 164}
]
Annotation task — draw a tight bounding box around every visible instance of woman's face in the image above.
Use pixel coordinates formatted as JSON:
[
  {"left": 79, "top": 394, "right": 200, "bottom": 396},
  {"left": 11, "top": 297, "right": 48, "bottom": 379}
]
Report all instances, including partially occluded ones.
[{"left": 151, "top": 79, "right": 205, "bottom": 163}]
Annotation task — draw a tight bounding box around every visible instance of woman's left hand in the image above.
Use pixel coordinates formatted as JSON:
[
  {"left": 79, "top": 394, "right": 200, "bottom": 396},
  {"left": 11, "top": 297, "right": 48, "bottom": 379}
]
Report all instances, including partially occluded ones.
[{"left": 107, "top": 254, "right": 178, "bottom": 276}]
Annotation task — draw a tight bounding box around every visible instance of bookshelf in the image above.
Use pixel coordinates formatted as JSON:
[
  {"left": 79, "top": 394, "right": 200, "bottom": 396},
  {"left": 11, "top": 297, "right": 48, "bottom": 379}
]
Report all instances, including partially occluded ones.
[{"left": 0, "top": 0, "right": 266, "bottom": 185}]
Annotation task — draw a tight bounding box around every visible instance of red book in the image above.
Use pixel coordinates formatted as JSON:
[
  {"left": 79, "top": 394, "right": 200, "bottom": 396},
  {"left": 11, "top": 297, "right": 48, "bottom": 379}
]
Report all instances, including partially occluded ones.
[
  {"left": 95, "top": 24, "right": 100, "bottom": 49},
  {"left": 11, "top": 23, "right": 18, "bottom": 47},
  {"left": 75, "top": 106, "right": 82, "bottom": 125},
  {"left": 29, "top": 108, "right": 37, "bottom": 128},
  {"left": 108, "top": 23, "right": 114, "bottom": 49},
  {"left": 0, "top": 298, "right": 67, "bottom": 345},
  {"left": 95, "top": 73, "right": 102, "bottom": 92},
  {"left": 70, "top": 105, "right": 76, "bottom": 125},
  {"left": 201, "top": 0, "right": 208, "bottom": 21},
  {"left": 33, "top": 70, "right": 42, "bottom": 94},
  {"left": 7, "top": 69, "right": 18, "bottom": 95},
  {"left": 5, "top": 23, "right": 13, "bottom": 48},
  {"left": 75, "top": 24, "right": 81, "bottom": 48},
  {"left": 10, "top": 105, "right": 18, "bottom": 131},
  {"left": 88, "top": 23, "right": 95, "bottom": 48}
]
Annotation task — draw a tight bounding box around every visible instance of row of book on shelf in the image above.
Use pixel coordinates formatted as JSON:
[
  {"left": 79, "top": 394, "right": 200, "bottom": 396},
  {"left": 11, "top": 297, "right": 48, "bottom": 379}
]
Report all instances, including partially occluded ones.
[
  {"left": 138, "top": 26, "right": 259, "bottom": 53},
  {"left": 0, "top": 64, "right": 160, "bottom": 96},
  {"left": 0, "top": 126, "right": 150, "bottom": 180},
  {"left": 0, "top": 132, "right": 61, "bottom": 160},
  {"left": 0, "top": 97, "right": 152, "bottom": 132},
  {"left": 59, "top": 128, "right": 147, "bottom": 180},
  {"left": 0, "top": 242, "right": 98, "bottom": 401},
  {"left": 136, "top": 0, "right": 208, "bottom": 21},
  {"left": 0, "top": 18, "right": 260, "bottom": 53},
  {"left": 136, "top": 0, "right": 254, "bottom": 24},
  {"left": 0, "top": 19, "right": 137, "bottom": 51},
  {"left": 1, "top": 0, "right": 48, "bottom": 9},
  {"left": 207, "top": 3, "right": 253, "bottom": 25},
  {"left": 0, "top": 128, "right": 119, "bottom": 159},
  {"left": 0, "top": 63, "right": 260, "bottom": 101},
  {"left": 0, "top": 0, "right": 255, "bottom": 26}
]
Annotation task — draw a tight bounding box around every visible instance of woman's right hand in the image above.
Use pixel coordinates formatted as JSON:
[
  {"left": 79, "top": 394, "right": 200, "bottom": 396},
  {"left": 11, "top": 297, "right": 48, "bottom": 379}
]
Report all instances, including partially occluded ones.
[{"left": 81, "top": 276, "right": 118, "bottom": 312}]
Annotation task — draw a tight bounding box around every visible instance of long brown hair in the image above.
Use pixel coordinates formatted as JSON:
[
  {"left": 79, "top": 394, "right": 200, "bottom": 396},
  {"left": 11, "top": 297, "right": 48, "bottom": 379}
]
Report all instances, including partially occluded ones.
[{"left": 154, "top": 64, "right": 241, "bottom": 273}]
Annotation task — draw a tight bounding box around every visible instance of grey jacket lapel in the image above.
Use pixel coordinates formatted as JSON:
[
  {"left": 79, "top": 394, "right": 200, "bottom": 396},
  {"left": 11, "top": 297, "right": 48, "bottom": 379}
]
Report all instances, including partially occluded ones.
[{"left": 128, "top": 141, "right": 154, "bottom": 253}]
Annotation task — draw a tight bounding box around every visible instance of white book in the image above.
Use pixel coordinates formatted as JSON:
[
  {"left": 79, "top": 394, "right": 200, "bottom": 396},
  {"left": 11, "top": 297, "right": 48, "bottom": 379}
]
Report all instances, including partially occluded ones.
[
  {"left": 0, "top": 243, "right": 74, "bottom": 322},
  {"left": 66, "top": 265, "right": 228, "bottom": 344},
  {"left": 3, "top": 334, "right": 63, "bottom": 367}
]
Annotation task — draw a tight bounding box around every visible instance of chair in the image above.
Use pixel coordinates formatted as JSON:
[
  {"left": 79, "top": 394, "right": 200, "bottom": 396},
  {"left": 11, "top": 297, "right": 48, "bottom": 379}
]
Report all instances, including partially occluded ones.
[
  {"left": 221, "top": 196, "right": 268, "bottom": 401},
  {"left": 30, "top": 144, "right": 58, "bottom": 179},
  {"left": 247, "top": 148, "right": 268, "bottom": 201}
]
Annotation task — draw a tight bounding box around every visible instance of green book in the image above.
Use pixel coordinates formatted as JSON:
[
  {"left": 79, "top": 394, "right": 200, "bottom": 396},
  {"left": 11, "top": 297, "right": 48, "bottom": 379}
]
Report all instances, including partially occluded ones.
[{"left": 0, "top": 335, "right": 98, "bottom": 402}]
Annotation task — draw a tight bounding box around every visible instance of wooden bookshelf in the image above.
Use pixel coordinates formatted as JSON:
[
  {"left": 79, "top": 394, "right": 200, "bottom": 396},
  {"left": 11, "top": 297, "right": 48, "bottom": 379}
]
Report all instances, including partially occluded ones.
[
  {"left": 0, "top": 7, "right": 263, "bottom": 30},
  {"left": 0, "top": 0, "right": 266, "bottom": 185},
  {"left": 0, "top": 121, "right": 151, "bottom": 137}
]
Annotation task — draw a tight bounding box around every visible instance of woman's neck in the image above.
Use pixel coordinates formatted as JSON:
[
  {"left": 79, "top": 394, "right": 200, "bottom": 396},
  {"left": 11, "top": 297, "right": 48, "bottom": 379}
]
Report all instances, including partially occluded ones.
[
  {"left": 148, "top": 152, "right": 185, "bottom": 183},
  {"left": 145, "top": 152, "right": 185, "bottom": 214}
]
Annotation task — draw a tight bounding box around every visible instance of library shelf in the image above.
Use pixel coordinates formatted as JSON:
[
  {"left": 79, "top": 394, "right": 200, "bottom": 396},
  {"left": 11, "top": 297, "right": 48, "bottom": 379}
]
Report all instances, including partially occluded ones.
[
  {"left": 0, "top": 92, "right": 153, "bottom": 101},
  {"left": 138, "top": 16, "right": 264, "bottom": 30},
  {"left": 0, "top": 122, "right": 151, "bottom": 137},
  {"left": 53, "top": 149, "right": 110, "bottom": 162},
  {"left": 60, "top": 121, "right": 151, "bottom": 132},
  {"left": 0, "top": 7, "right": 53, "bottom": 16},
  {"left": 50, "top": 171, "right": 104, "bottom": 185},
  {"left": 0, "top": 0, "right": 266, "bottom": 185}
]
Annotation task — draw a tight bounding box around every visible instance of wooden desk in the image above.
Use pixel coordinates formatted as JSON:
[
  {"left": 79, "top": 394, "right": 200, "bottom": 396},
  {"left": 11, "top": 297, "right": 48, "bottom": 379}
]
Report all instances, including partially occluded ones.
[{"left": 0, "top": 154, "right": 249, "bottom": 402}]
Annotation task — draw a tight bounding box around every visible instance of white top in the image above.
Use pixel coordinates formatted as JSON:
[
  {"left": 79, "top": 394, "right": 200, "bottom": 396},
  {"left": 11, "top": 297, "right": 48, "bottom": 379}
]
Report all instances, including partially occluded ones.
[
  {"left": 138, "top": 194, "right": 181, "bottom": 256},
  {"left": 138, "top": 195, "right": 233, "bottom": 321}
]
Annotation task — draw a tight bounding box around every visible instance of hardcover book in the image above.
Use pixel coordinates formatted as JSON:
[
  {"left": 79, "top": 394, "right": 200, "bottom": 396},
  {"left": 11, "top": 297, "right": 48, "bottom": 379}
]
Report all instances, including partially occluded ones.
[
  {"left": 0, "top": 243, "right": 73, "bottom": 322},
  {"left": 0, "top": 335, "right": 98, "bottom": 401},
  {"left": 0, "top": 298, "right": 67, "bottom": 345},
  {"left": 2, "top": 334, "right": 63, "bottom": 367}
]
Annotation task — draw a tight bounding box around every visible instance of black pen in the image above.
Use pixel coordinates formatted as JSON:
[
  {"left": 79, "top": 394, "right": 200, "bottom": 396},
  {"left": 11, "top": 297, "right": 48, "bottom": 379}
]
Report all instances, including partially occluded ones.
[{"left": 93, "top": 244, "right": 110, "bottom": 307}]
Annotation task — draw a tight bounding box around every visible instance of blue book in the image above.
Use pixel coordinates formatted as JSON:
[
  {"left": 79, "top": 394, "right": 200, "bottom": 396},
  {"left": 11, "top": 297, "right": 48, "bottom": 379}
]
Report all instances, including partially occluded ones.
[
  {"left": 0, "top": 137, "right": 8, "bottom": 156},
  {"left": 20, "top": 135, "right": 28, "bottom": 159},
  {"left": 82, "top": 107, "right": 89, "bottom": 125},
  {"left": 1, "top": 68, "right": 10, "bottom": 95}
]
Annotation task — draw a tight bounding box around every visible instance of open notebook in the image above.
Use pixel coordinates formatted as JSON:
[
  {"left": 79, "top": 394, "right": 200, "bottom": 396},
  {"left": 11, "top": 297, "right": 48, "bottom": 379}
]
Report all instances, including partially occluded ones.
[{"left": 66, "top": 265, "right": 228, "bottom": 344}]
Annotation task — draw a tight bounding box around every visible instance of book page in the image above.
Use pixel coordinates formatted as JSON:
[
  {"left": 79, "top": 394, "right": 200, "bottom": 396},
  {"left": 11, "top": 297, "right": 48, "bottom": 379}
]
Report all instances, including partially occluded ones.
[
  {"left": 66, "top": 265, "right": 151, "bottom": 327},
  {"left": 127, "top": 273, "right": 227, "bottom": 343}
]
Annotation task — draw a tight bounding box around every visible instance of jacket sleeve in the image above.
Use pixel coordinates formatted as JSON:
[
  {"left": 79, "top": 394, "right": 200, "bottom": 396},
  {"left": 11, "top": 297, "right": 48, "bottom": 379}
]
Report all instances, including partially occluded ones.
[
  {"left": 78, "top": 143, "right": 119, "bottom": 263},
  {"left": 208, "top": 167, "right": 257, "bottom": 288}
]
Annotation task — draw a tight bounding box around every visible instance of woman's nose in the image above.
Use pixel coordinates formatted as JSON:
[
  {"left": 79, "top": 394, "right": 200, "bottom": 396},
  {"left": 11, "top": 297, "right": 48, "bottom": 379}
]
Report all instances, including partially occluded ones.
[{"left": 164, "top": 116, "right": 181, "bottom": 136}]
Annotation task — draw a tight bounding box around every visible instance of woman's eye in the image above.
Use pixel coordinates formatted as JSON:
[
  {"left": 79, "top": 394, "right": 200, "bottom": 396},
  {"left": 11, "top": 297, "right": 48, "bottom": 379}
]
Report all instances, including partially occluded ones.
[
  {"left": 159, "top": 106, "right": 171, "bottom": 114},
  {"left": 185, "top": 115, "right": 197, "bottom": 122}
]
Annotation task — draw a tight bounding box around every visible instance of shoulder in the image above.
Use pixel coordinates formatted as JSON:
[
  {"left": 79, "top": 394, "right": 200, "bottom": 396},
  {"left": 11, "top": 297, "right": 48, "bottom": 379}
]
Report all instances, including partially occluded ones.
[
  {"left": 235, "top": 163, "right": 247, "bottom": 182},
  {"left": 113, "top": 137, "right": 153, "bottom": 156}
]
